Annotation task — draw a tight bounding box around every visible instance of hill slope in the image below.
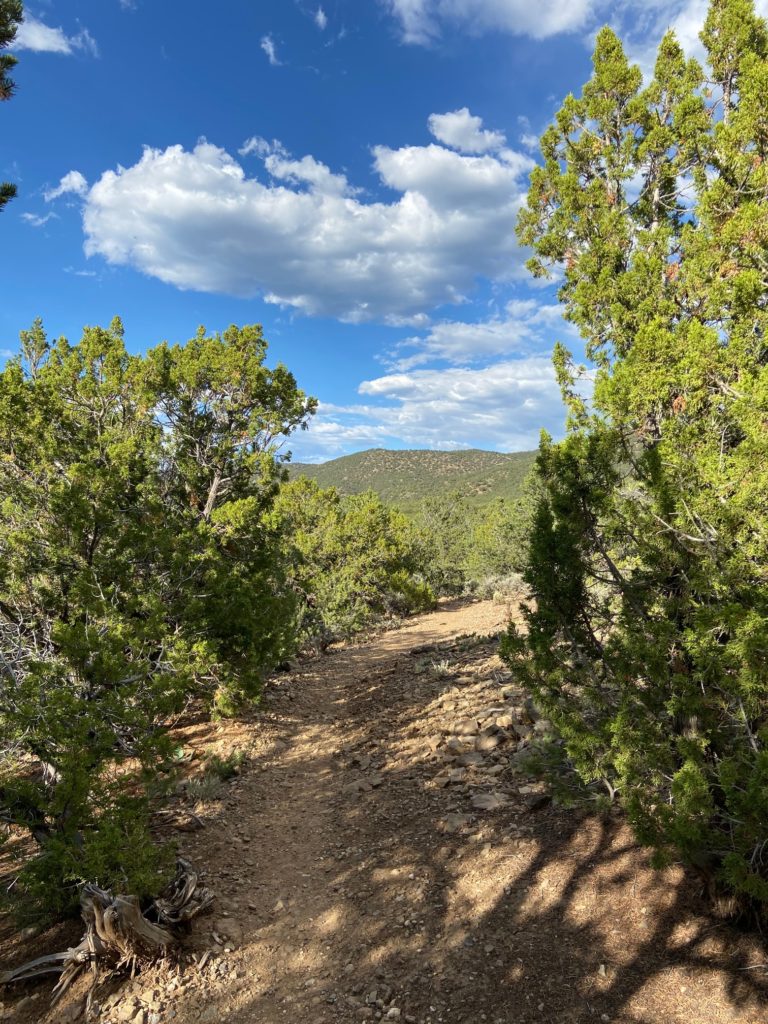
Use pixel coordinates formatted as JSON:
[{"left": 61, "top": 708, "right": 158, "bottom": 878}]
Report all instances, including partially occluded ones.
[{"left": 287, "top": 448, "right": 537, "bottom": 508}]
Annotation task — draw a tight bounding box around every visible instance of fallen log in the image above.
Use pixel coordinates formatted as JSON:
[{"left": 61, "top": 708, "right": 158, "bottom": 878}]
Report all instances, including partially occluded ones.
[{"left": 0, "top": 857, "right": 213, "bottom": 1002}]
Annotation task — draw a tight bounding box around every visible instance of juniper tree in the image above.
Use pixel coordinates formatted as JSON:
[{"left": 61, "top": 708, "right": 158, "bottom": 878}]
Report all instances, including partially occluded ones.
[
  {"left": 0, "top": 0, "right": 22, "bottom": 210},
  {"left": 503, "top": 0, "right": 768, "bottom": 911},
  {"left": 0, "top": 320, "right": 314, "bottom": 919}
]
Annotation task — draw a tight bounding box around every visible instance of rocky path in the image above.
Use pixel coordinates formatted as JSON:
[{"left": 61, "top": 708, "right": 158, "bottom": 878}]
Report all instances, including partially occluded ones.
[{"left": 4, "top": 599, "right": 768, "bottom": 1024}]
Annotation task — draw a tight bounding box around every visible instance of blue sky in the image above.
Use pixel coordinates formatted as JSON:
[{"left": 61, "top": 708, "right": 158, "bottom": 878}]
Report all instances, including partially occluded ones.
[{"left": 1, "top": 0, "right": 743, "bottom": 460}]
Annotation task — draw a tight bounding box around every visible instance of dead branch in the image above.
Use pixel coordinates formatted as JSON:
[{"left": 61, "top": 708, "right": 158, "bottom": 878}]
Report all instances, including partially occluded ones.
[{"left": 0, "top": 858, "right": 213, "bottom": 1001}]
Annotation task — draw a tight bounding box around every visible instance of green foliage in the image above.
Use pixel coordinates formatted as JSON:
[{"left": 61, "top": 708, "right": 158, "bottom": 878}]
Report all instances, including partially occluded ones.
[
  {"left": 414, "top": 485, "right": 537, "bottom": 596},
  {"left": 289, "top": 447, "right": 537, "bottom": 511},
  {"left": 0, "top": 319, "right": 314, "bottom": 919},
  {"left": 272, "top": 477, "right": 434, "bottom": 643},
  {"left": 0, "top": 0, "right": 22, "bottom": 209},
  {"left": 504, "top": 0, "right": 768, "bottom": 916},
  {"left": 414, "top": 491, "right": 475, "bottom": 595}
]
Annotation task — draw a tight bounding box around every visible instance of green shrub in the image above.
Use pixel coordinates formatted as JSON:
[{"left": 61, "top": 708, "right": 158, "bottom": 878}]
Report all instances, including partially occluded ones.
[
  {"left": 272, "top": 478, "right": 434, "bottom": 643},
  {"left": 0, "top": 319, "right": 313, "bottom": 920},
  {"left": 503, "top": 1, "right": 768, "bottom": 916}
]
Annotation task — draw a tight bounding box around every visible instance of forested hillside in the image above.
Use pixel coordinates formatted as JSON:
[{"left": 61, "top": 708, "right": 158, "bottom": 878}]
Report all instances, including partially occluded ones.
[{"left": 289, "top": 448, "right": 537, "bottom": 509}]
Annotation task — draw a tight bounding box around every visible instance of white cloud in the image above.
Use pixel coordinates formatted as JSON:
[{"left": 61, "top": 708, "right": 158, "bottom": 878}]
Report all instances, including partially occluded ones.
[
  {"left": 44, "top": 170, "right": 89, "bottom": 202},
  {"left": 389, "top": 299, "right": 571, "bottom": 368},
  {"left": 238, "top": 136, "right": 287, "bottom": 159},
  {"left": 384, "top": 0, "right": 595, "bottom": 44},
  {"left": 428, "top": 108, "right": 506, "bottom": 153},
  {"left": 64, "top": 266, "right": 98, "bottom": 277},
  {"left": 81, "top": 125, "right": 534, "bottom": 322},
  {"left": 290, "top": 357, "right": 563, "bottom": 459},
  {"left": 15, "top": 16, "right": 98, "bottom": 56},
  {"left": 260, "top": 34, "right": 281, "bottom": 66},
  {"left": 21, "top": 211, "right": 57, "bottom": 227},
  {"left": 314, "top": 6, "right": 328, "bottom": 30}
]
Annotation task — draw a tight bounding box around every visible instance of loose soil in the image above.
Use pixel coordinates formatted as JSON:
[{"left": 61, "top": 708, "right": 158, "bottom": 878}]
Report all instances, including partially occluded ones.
[{"left": 2, "top": 598, "right": 767, "bottom": 1024}]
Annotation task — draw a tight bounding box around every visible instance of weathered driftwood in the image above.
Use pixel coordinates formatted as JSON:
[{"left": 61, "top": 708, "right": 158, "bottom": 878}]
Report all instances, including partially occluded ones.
[{"left": 0, "top": 858, "right": 212, "bottom": 1000}]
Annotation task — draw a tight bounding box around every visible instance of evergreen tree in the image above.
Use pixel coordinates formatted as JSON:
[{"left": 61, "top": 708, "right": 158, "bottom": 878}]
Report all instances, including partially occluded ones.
[
  {"left": 0, "top": 0, "right": 22, "bottom": 210},
  {"left": 503, "top": 1, "right": 768, "bottom": 912},
  {"left": 0, "top": 320, "right": 314, "bottom": 918}
]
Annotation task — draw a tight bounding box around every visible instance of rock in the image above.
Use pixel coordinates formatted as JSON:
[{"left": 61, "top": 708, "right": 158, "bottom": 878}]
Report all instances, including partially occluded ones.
[
  {"left": 369, "top": 773, "right": 384, "bottom": 788},
  {"left": 445, "top": 737, "right": 471, "bottom": 754},
  {"left": 117, "top": 1001, "right": 140, "bottom": 1022},
  {"left": 447, "top": 768, "right": 467, "bottom": 784},
  {"left": 440, "top": 812, "right": 472, "bottom": 834},
  {"left": 475, "top": 733, "right": 502, "bottom": 753},
  {"left": 453, "top": 718, "right": 480, "bottom": 736},
  {"left": 456, "top": 752, "right": 484, "bottom": 767},
  {"left": 471, "top": 792, "right": 509, "bottom": 811},
  {"left": 58, "top": 1000, "right": 84, "bottom": 1022},
  {"left": 493, "top": 713, "right": 519, "bottom": 732},
  {"left": 386, "top": 1009, "right": 401, "bottom": 1019},
  {"left": 477, "top": 706, "right": 506, "bottom": 721},
  {"left": 214, "top": 918, "right": 243, "bottom": 943},
  {"left": 344, "top": 779, "right": 373, "bottom": 795},
  {"left": 518, "top": 784, "right": 551, "bottom": 811}
]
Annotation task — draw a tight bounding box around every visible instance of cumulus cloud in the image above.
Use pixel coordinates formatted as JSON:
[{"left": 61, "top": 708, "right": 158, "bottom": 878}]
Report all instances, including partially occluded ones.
[
  {"left": 389, "top": 299, "right": 571, "bottom": 369},
  {"left": 15, "top": 16, "right": 98, "bottom": 56},
  {"left": 44, "top": 170, "right": 89, "bottom": 202},
  {"left": 260, "top": 34, "right": 281, "bottom": 65},
  {"left": 384, "top": 0, "right": 595, "bottom": 44},
  {"left": 428, "top": 108, "right": 506, "bottom": 153},
  {"left": 289, "top": 357, "right": 564, "bottom": 459},
  {"left": 314, "top": 6, "right": 328, "bottom": 30},
  {"left": 81, "top": 117, "right": 534, "bottom": 322},
  {"left": 384, "top": 0, "right": 768, "bottom": 56}
]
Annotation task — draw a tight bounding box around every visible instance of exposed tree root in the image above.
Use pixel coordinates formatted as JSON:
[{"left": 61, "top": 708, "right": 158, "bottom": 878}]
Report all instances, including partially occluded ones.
[{"left": 0, "top": 858, "right": 212, "bottom": 1003}]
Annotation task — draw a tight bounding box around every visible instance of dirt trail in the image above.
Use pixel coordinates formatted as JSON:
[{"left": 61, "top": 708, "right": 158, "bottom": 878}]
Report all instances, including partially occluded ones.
[{"left": 4, "top": 598, "right": 768, "bottom": 1024}]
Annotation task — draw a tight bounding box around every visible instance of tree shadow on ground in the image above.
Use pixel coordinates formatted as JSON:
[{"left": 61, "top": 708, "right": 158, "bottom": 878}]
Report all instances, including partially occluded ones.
[{"left": 3, "top": 605, "right": 767, "bottom": 1024}]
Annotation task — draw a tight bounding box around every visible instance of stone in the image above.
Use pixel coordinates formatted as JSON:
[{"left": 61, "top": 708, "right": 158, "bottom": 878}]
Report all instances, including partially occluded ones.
[
  {"left": 58, "top": 1001, "right": 84, "bottom": 1023},
  {"left": 445, "top": 737, "right": 471, "bottom": 754},
  {"left": 214, "top": 918, "right": 243, "bottom": 943},
  {"left": 386, "top": 1009, "right": 401, "bottom": 1019},
  {"left": 518, "top": 783, "right": 551, "bottom": 811},
  {"left": 471, "top": 792, "right": 509, "bottom": 811},
  {"left": 456, "top": 752, "right": 484, "bottom": 767},
  {"left": 441, "top": 812, "right": 472, "bottom": 834},
  {"left": 493, "top": 713, "right": 519, "bottom": 732},
  {"left": 117, "top": 1001, "right": 140, "bottom": 1023},
  {"left": 475, "top": 733, "right": 502, "bottom": 753},
  {"left": 453, "top": 718, "right": 480, "bottom": 736}
]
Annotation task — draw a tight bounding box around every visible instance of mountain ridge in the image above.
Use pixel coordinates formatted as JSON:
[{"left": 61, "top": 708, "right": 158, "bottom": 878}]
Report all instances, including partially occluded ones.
[{"left": 287, "top": 447, "right": 537, "bottom": 509}]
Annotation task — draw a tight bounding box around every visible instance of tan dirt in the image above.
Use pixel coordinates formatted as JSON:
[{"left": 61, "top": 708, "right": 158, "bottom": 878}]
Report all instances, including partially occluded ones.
[{"left": 2, "top": 597, "right": 768, "bottom": 1024}]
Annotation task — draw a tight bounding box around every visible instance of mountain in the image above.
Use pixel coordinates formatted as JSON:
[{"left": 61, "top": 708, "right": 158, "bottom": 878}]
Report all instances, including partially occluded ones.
[{"left": 287, "top": 448, "right": 537, "bottom": 509}]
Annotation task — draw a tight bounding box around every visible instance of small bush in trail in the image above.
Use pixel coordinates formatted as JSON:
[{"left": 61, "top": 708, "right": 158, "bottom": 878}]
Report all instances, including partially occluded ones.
[{"left": 272, "top": 477, "right": 434, "bottom": 645}]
